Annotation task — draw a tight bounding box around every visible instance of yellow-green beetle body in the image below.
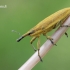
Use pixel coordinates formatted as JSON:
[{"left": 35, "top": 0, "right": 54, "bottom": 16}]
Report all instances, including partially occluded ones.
[{"left": 17, "top": 8, "right": 70, "bottom": 61}]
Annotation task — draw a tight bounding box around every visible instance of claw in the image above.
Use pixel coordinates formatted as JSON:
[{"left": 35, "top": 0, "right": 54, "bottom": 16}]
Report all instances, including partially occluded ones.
[
  {"left": 38, "top": 55, "right": 43, "bottom": 62},
  {"left": 38, "top": 49, "right": 43, "bottom": 62},
  {"left": 50, "top": 39, "right": 57, "bottom": 46},
  {"left": 31, "top": 44, "right": 37, "bottom": 51},
  {"left": 65, "top": 32, "right": 68, "bottom": 37}
]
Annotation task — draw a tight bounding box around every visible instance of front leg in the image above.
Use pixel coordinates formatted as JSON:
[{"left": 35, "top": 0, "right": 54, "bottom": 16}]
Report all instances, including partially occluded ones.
[
  {"left": 30, "top": 37, "right": 37, "bottom": 51},
  {"left": 37, "top": 37, "right": 43, "bottom": 62}
]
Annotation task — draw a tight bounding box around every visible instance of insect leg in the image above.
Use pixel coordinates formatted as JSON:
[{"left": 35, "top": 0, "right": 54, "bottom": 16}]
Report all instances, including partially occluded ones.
[
  {"left": 65, "top": 32, "right": 68, "bottom": 37},
  {"left": 60, "top": 25, "right": 70, "bottom": 37},
  {"left": 47, "top": 36, "right": 57, "bottom": 46},
  {"left": 30, "top": 37, "right": 37, "bottom": 51},
  {"left": 59, "top": 16, "right": 70, "bottom": 37},
  {"left": 59, "top": 15, "right": 70, "bottom": 27},
  {"left": 37, "top": 37, "right": 43, "bottom": 62},
  {"left": 61, "top": 25, "right": 70, "bottom": 27},
  {"left": 43, "top": 34, "right": 57, "bottom": 46}
]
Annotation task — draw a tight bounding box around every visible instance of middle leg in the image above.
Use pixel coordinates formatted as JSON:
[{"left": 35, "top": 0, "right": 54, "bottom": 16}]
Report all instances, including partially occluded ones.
[{"left": 43, "top": 33, "right": 57, "bottom": 46}]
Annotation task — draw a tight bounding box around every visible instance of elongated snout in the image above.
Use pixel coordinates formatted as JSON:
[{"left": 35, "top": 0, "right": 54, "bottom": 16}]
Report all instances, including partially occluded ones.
[
  {"left": 17, "top": 30, "right": 35, "bottom": 42},
  {"left": 17, "top": 36, "right": 24, "bottom": 42}
]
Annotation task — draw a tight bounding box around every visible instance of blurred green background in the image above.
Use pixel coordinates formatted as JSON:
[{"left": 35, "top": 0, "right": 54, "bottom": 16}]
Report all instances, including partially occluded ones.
[{"left": 0, "top": 0, "right": 70, "bottom": 70}]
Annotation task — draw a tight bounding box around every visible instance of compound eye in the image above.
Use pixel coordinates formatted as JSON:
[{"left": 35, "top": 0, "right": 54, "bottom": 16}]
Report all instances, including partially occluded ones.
[{"left": 28, "top": 30, "right": 35, "bottom": 35}]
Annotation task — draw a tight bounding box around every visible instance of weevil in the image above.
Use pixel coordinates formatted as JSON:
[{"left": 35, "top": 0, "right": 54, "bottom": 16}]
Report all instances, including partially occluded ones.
[{"left": 17, "top": 8, "right": 70, "bottom": 61}]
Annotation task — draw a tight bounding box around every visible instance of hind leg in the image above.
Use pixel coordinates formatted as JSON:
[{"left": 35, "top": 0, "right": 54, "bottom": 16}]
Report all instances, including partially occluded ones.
[
  {"left": 60, "top": 24, "right": 70, "bottom": 37},
  {"left": 30, "top": 37, "right": 37, "bottom": 51},
  {"left": 58, "top": 16, "right": 70, "bottom": 37}
]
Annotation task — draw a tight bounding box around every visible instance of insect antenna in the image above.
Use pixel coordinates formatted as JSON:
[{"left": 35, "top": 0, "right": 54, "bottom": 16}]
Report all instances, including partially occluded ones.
[{"left": 12, "top": 30, "right": 21, "bottom": 36}]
